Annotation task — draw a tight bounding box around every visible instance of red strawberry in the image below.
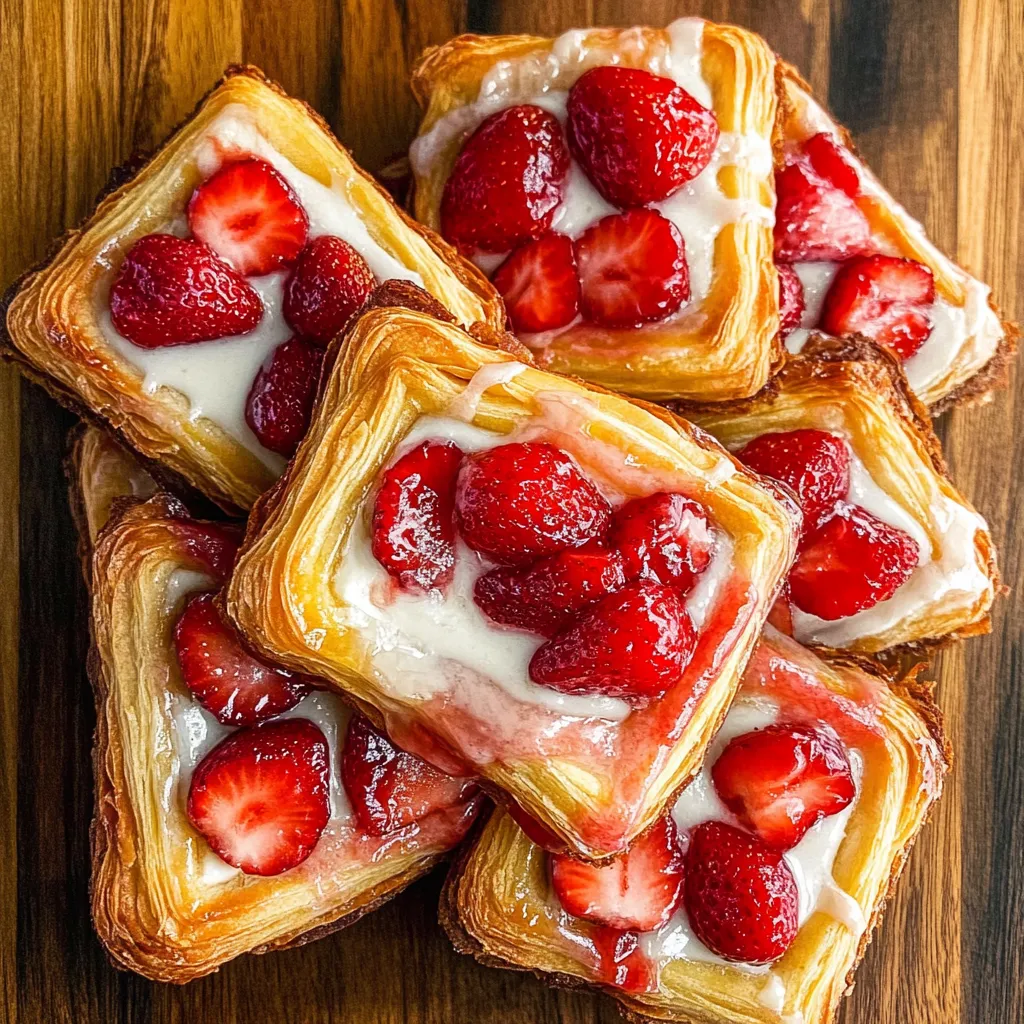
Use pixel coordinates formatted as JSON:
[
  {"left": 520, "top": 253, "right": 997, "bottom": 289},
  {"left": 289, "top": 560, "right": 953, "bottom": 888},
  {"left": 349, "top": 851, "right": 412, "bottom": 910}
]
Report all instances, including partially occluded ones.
[
  {"left": 441, "top": 105, "right": 570, "bottom": 254},
  {"left": 187, "top": 718, "right": 330, "bottom": 875},
  {"left": 776, "top": 263, "right": 805, "bottom": 334},
  {"left": 773, "top": 160, "right": 871, "bottom": 262},
  {"left": 789, "top": 503, "right": 920, "bottom": 619},
  {"left": 767, "top": 582, "right": 795, "bottom": 637},
  {"left": 340, "top": 715, "right": 475, "bottom": 836},
  {"left": 684, "top": 820, "right": 799, "bottom": 964},
  {"left": 474, "top": 543, "right": 627, "bottom": 637},
  {"left": 566, "top": 66, "right": 719, "bottom": 208},
  {"left": 244, "top": 336, "right": 324, "bottom": 457},
  {"left": 372, "top": 439, "right": 464, "bottom": 593},
  {"left": 529, "top": 581, "right": 696, "bottom": 707},
  {"left": 187, "top": 157, "right": 309, "bottom": 276},
  {"left": 456, "top": 442, "right": 611, "bottom": 566},
  {"left": 507, "top": 802, "right": 568, "bottom": 853},
  {"left": 574, "top": 209, "right": 689, "bottom": 327},
  {"left": 804, "top": 132, "right": 860, "bottom": 198},
  {"left": 283, "top": 235, "right": 375, "bottom": 345},
  {"left": 609, "top": 492, "right": 713, "bottom": 594},
  {"left": 109, "top": 233, "right": 263, "bottom": 348},
  {"left": 736, "top": 429, "right": 850, "bottom": 535},
  {"left": 819, "top": 254, "right": 936, "bottom": 359},
  {"left": 492, "top": 234, "right": 580, "bottom": 333},
  {"left": 712, "top": 724, "right": 856, "bottom": 849},
  {"left": 551, "top": 816, "right": 685, "bottom": 931}
]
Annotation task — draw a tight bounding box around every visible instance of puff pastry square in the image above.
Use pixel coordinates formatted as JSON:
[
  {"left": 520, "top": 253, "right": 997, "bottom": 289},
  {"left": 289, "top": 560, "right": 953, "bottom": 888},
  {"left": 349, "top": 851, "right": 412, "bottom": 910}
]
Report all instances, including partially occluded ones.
[
  {"left": 442, "top": 628, "right": 948, "bottom": 1024},
  {"left": 409, "top": 18, "right": 783, "bottom": 402},
  {"left": 5, "top": 65, "right": 503, "bottom": 515},
  {"left": 226, "top": 281, "right": 798, "bottom": 861},
  {"left": 678, "top": 335, "right": 998, "bottom": 654}
]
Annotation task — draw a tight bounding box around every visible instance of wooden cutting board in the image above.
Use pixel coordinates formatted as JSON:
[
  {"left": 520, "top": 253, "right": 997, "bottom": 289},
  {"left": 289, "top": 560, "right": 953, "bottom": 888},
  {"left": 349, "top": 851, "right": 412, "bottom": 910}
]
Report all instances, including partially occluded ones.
[{"left": 0, "top": 1, "right": 1020, "bottom": 1022}]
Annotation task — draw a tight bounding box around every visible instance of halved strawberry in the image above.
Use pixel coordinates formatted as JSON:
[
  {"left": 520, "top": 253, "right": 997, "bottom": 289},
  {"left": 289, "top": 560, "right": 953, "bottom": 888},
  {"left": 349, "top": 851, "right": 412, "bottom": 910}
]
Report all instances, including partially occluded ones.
[
  {"left": 551, "top": 816, "right": 685, "bottom": 931},
  {"left": 566, "top": 66, "right": 720, "bottom": 208},
  {"left": 735, "top": 429, "right": 850, "bottom": 536},
  {"left": 789, "top": 503, "right": 920, "bottom": 620},
  {"left": 529, "top": 581, "right": 696, "bottom": 707},
  {"left": 711, "top": 724, "right": 856, "bottom": 849},
  {"left": 110, "top": 233, "right": 264, "bottom": 348},
  {"left": 574, "top": 209, "right": 689, "bottom": 327},
  {"left": 492, "top": 234, "right": 580, "bottom": 333},
  {"left": 340, "top": 715, "right": 475, "bottom": 836},
  {"left": 371, "top": 439, "right": 464, "bottom": 593},
  {"left": 283, "top": 235, "right": 375, "bottom": 346},
  {"left": 609, "top": 492, "right": 713, "bottom": 595},
  {"left": 174, "top": 592, "right": 311, "bottom": 726},
  {"left": 456, "top": 442, "right": 611, "bottom": 566},
  {"left": 684, "top": 820, "right": 799, "bottom": 964},
  {"left": 244, "top": 336, "right": 324, "bottom": 457},
  {"left": 804, "top": 132, "right": 860, "bottom": 198},
  {"left": 187, "top": 157, "right": 309, "bottom": 276},
  {"left": 773, "top": 160, "right": 871, "bottom": 262},
  {"left": 776, "top": 263, "right": 805, "bottom": 335},
  {"left": 819, "top": 254, "right": 936, "bottom": 359},
  {"left": 441, "top": 105, "right": 570, "bottom": 254},
  {"left": 187, "top": 718, "right": 330, "bottom": 876},
  {"left": 474, "top": 542, "right": 626, "bottom": 637}
]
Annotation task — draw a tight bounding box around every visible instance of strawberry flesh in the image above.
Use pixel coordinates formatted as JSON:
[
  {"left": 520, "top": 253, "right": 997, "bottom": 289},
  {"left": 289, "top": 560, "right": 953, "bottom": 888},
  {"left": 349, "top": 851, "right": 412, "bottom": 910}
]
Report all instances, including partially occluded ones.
[
  {"left": 507, "top": 802, "right": 568, "bottom": 853},
  {"left": 776, "top": 263, "right": 805, "bottom": 335},
  {"left": 804, "top": 132, "right": 860, "bottom": 198},
  {"left": 492, "top": 233, "right": 580, "bottom": 333},
  {"left": 110, "top": 233, "right": 263, "bottom": 348}
]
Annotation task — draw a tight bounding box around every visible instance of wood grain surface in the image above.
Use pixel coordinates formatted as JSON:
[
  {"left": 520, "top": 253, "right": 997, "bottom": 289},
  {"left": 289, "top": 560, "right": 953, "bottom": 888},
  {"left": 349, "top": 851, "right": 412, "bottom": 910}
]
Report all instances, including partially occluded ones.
[{"left": 0, "top": 1, "right": 1020, "bottom": 1022}]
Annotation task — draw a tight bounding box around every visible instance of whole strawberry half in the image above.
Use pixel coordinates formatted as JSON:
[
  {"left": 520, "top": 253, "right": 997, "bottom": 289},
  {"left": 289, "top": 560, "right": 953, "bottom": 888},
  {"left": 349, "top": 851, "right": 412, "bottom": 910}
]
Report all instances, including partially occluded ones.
[
  {"left": 441, "top": 104, "right": 570, "bottom": 255},
  {"left": 529, "top": 580, "right": 696, "bottom": 706},
  {"left": 789, "top": 502, "right": 920, "bottom": 620},
  {"left": 245, "top": 336, "right": 324, "bottom": 457},
  {"left": 819, "top": 254, "right": 936, "bottom": 359},
  {"left": 187, "top": 718, "right": 331, "bottom": 876},
  {"left": 187, "top": 157, "right": 309, "bottom": 276},
  {"left": 804, "top": 132, "right": 861, "bottom": 198},
  {"left": 551, "top": 815, "right": 685, "bottom": 932},
  {"left": 712, "top": 724, "right": 856, "bottom": 849},
  {"left": 492, "top": 233, "right": 580, "bottom": 333},
  {"left": 566, "top": 66, "right": 720, "bottom": 208},
  {"left": 456, "top": 442, "right": 611, "bottom": 566},
  {"left": 110, "top": 233, "right": 264, "bottom": 348},
  {"left": 776, "top": 263, "right": 805, "bottom": 335},
  {"left": 340, "top": 714, "right": 476, "bottom": 836}
]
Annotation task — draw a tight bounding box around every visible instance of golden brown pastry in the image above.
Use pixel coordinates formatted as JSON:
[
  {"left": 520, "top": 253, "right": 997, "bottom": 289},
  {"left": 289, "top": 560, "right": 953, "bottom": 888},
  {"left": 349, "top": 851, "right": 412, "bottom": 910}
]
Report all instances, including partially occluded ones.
[
  {"left": 676, "top": 335, "right": 998, "bottom": 654},
  {"left": 5, "top": 65, "right": 504, "bottom": 515},
  {"left": 409, "top": 19, "right": 783, "bottom": 402},
  {"left": 226, "top": 281, "right": 799, "bottom": 862},
  {"left": 442, "top": 628, "right": 948, "bottom": 1024}
]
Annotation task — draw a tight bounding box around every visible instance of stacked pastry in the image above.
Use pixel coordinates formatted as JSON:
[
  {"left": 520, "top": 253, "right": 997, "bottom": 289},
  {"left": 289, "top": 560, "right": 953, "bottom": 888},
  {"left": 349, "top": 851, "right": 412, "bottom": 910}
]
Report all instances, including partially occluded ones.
[{"left": 1, "top": 17, "right": 1012, "bottom": 1021}]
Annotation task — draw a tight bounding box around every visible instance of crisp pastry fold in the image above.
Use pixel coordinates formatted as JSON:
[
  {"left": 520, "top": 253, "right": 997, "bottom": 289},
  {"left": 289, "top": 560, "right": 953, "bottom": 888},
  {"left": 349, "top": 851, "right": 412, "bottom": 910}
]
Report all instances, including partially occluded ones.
[
  {"left": 82, "top": 486, "right": 481, "bottom": 983},
  {"left": 226, "top": 280, "right": 799, "bottom": 861},
  {"left": 409, "top": 19, "right": 783, "bottom": 402},
  {"left": 676, "top": 335, "right": 998, "bottom": 654},
  {"left": 441, "top": 629, "right": 948, "bottom": 1024},
  {"left": 5, "top": 65, "right": 503, "bottom": 515}
]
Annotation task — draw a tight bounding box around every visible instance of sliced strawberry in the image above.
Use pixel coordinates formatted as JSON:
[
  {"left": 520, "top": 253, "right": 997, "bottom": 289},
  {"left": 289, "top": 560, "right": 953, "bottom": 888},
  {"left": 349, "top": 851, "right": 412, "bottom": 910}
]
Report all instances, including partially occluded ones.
[
  {"left": 529, "top": 581, "right": 696, "bottom": 707},
  {"left": 776, "top": 263, "right": 805, "bottom": 335},
  {"left": 736, "top": 429, "right": 850, "bottom": 536},
  {"left": 819, "top": 254, "right": 936, "bottom": 359},
  {"left": 712, "top": 724, "right": 856, "bottom": 850},
  {"left": 244, "top": 336, "right": 324, "bottom": 457},
  {"left": 551, "top": 815, "right": 685, "bottom": 931},
  {"left": 172, "top": 521, "right": 240, "bottom": 581},
  {"left": 609, "top": 492, "right": 713, "bottom": 595},
  {"left": 804, "top": 132, "right": 860, "bottom": 198},
  {"left": 283, "top": 235, "right": 375, "bottom": 346},
  {"left": 340, "top": 714, "right": 475, "bottom": 836},
  {"left": 187, "top": 718, "right": 330, "bottom": 876},
  {"left": 456, "top": 442, "right": 611, "bottom": 566},
  {"left": 109, "top": 233, "right": 263, "bottom": 348},
  {"left": 566, "top": 66, "right": 719, "bottom": 208},
  {"left": 574, "top": 209, "right": 689, "bottom": 327},
  {"left": 684, "top": 820, "right": 799, "bottom": 964},
  {"left": 789, "top": 503, "right": 920, "bottom": 620},
  {"left": 372, "top": 439, "right": 464, "bottom": 593},
  {"left": 474, "top": 542, "right": 626, "bottom": 637},
  {"left": 187, "top": 157, "right": 308, "bottom": 276},
  {"left": 441, "top": 104, "right": 570, "bottom": 255},
  {"left": 773, "top": 160, "right": 871, "bottom": 263},
  {"left": 507, "top": 802, "right": 568, "bottom": 853},
  {"left": 492, "top": 234, "right": 580, "bottom": 333},
  {"left": 766, "top": 582, "right": 795, "bottom": 636}
]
